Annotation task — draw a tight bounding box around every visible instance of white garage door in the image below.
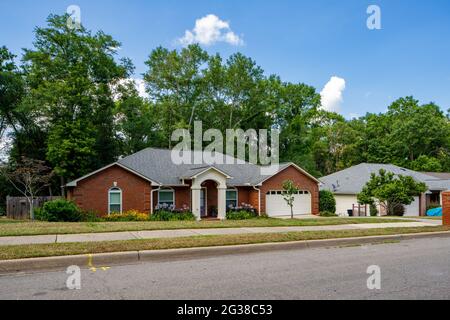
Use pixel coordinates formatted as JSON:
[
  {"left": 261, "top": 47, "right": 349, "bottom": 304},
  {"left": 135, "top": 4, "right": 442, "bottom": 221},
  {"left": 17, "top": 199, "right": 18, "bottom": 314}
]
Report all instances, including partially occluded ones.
[
  {"left": 404, "top": 196, "right": 420, "bottom": 216},
  {"left": 266, "top": 190, "right": 312, "bottom": 217}
]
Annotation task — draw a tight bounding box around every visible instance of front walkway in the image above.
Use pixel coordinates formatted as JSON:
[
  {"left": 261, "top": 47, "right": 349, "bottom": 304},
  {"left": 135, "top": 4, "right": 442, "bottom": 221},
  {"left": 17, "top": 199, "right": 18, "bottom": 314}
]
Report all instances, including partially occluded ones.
[{"left": 0, "top": 220, "right": 440, "bottom": 246}]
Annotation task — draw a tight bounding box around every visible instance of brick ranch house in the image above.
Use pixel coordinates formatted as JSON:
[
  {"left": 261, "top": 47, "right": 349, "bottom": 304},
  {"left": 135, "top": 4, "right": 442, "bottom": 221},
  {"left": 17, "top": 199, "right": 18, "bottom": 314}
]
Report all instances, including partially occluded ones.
[{"left": 66, "top": 148, "right": 320, "bottom": 220}]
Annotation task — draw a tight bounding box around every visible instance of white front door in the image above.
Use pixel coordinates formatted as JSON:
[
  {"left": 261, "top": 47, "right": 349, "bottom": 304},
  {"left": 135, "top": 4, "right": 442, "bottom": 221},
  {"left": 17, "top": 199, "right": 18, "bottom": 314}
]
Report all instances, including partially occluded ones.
[{"left": 266, "top": 191, "right": 312, "bottom": 217}]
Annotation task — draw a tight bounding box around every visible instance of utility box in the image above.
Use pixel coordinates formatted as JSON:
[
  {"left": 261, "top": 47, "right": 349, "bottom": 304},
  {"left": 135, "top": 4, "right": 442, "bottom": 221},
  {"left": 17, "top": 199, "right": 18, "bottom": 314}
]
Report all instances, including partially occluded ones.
[{"left": 443, "top": 191, "right": 450, "bottom": 226}]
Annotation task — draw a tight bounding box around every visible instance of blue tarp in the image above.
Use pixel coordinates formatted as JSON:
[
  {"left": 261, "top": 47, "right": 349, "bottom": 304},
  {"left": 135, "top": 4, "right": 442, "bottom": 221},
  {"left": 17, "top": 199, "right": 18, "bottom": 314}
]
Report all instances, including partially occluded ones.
[{"left": 427, "top": 207, "right": 442, "bottom": 217}]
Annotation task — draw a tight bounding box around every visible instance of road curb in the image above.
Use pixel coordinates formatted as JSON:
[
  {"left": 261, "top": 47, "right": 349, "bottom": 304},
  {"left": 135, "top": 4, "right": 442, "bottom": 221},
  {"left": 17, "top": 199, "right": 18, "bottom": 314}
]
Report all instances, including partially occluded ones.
[{"left": 1, "top": 231, "right": 449, "bottom": 275}]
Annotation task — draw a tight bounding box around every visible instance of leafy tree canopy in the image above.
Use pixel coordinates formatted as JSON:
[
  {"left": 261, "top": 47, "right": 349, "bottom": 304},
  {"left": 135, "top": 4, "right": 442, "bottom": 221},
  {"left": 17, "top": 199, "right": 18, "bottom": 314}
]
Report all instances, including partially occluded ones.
[{"left": 357, "top": 169, "right": 427, "bottom": 216}]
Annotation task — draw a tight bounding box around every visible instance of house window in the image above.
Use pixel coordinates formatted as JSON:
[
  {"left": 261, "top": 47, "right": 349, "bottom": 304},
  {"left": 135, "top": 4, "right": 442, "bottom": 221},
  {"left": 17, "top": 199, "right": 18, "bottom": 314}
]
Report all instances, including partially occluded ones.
[
  {"left": 158, "top": 189, "right": 174, "bottom": 206},
  {"left": 226, "top": 189, "right": 238, "bottom": 208},
  {"left": 109, "top": 187, "right": 122, "bottom": 214}
]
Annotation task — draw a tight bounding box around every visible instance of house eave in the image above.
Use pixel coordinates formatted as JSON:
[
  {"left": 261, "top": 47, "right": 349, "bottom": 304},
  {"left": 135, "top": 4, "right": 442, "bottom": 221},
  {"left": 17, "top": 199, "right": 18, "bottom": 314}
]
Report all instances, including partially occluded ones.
[{"left": 66, "top": 162, "right": 161, "bottom": 187}]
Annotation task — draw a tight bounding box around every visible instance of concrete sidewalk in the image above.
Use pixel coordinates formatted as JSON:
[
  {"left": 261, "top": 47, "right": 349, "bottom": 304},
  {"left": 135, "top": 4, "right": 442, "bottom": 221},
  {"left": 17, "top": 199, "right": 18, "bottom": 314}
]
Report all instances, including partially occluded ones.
[{"left": 0, "top": 220, "right": 440, "bottom": 246}]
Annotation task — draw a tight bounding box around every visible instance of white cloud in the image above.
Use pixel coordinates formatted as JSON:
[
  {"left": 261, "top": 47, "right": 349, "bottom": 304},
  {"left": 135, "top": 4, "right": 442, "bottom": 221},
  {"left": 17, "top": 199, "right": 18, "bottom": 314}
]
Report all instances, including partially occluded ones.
[
  {"left": 178, "top": 14, "right": 244, "bottom": 46},
  {"left": 133, "top": 78, "right": 147, "bottom": 99},
  {"left": 113, "top": 78, "right": 148, "bottom": 101},
  {"left": 320, "top": 76, "right": 346, "bottom": 113}
]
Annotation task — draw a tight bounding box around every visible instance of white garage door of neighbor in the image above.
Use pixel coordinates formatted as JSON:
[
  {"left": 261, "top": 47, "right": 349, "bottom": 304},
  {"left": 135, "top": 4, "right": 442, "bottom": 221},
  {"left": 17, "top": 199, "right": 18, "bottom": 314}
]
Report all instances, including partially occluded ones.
[{"left": 266, "top": 190, "right": 312, "bottom": 217}]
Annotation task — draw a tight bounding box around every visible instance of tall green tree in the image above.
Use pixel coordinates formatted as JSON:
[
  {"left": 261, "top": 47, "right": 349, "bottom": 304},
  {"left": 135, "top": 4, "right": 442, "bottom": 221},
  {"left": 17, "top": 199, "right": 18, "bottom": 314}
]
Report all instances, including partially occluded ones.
[
  {"left": 275, "top": 81, "right": 322, "bottom": 175},
  {"left": 115, "top": 81, "right": 164, "bottom": 155},
  {"left": 22, "top": 14, "right": 133, "bottom": 183},
  {"left": 144, "top": 45, "right": 208, "bottom": 146},
  {"left": 0, "top": 46, "right": 25, "bottom": 156}
]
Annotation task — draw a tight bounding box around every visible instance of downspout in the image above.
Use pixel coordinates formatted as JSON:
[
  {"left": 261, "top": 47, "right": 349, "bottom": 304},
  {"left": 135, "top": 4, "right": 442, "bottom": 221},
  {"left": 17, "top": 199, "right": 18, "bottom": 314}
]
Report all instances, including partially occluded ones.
[
  {"left": 252, "top": 185, "right": 261, "bottom": 216},
  {"left": 151, "top": 184, "right": 162, "bottom": 215}
]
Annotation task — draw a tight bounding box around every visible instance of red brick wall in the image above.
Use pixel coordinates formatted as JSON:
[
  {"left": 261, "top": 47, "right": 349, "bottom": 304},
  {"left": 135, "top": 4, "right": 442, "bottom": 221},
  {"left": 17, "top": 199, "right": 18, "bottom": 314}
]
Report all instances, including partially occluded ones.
[
  {"left": 68, "top": 165, "right": 151, "bottom": 215},
  {"left": 237, "top": 187, "right": 251, "bottom": 205},
  {"left": 259, "top": 166, "right": 319, "bottom": 215},
  {"left": 66, "top": 164, "right": 319, "bottom": 217},
  {"left": 443, "top": 191, "right": 450, "bottom": 226},
  {"left": 248, "top": 189, "right": 260, "bottom": 212}
]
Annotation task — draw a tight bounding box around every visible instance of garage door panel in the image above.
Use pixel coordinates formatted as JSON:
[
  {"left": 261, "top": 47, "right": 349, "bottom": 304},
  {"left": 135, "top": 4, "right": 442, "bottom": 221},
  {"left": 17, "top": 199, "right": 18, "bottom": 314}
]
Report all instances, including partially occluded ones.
[{"left": 266, "top": 193, "right": 312, "bottom": 217}]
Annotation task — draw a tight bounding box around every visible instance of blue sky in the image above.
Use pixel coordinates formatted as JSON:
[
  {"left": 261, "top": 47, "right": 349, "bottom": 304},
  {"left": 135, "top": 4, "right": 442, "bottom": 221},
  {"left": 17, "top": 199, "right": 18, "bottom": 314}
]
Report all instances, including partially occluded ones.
[{"left": 1, "top": 0, "right": 450, "bottom": 118}]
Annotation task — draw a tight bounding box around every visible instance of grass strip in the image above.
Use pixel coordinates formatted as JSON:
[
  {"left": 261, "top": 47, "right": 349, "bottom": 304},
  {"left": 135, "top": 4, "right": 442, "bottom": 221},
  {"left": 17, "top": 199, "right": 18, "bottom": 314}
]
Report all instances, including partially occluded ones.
[
  {"left": 0, "top": 217, "right": 408, "bottom": 237},
  {"left": 0, "top": 226, "right": 448, "bottom": 260}
]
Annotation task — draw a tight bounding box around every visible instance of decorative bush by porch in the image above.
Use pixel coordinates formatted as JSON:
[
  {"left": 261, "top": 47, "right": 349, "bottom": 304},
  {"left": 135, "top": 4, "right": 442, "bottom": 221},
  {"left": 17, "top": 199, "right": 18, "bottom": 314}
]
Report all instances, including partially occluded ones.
[
  {"left": 36, "top": 199, "right": 81, "bottom": 222},
  {"left": 150, "top": 210, "right": 195, "bottom": 221},
  {"left": 227, "top": 203, "right": 257, "bottom": 214},
  {"left": 319, "top": 190, "right": 336, "bottom": 214},
  {"left": 319, "top": 211, "right": 338, "bottom": 217},
  {"left": 226, "top": 210, "right": 258, "bottom": 220},
  {"left": 103, "top": 210, "right": 149, "bottom": 222}
]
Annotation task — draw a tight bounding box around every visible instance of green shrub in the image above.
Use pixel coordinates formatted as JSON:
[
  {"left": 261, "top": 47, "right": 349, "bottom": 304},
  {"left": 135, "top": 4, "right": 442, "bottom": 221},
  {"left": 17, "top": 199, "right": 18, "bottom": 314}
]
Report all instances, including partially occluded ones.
[
  {"left": 391, "top": 205, "right": 405, "bottom": 217},
  {"left": 103, "top": 210, "right": 149, "bottom": 222},
  {"left": 226, "top": 210, "right": 257, "bottom": 220},
  {"left": 370, "top": 204, "right": 378, "bottom": 217},
  {"left": 40, "top": 199, "right": 81, "bottom": 222},
  {"left": 34, "top": 207, "right": 45, "bottom": 221},
  {"left": 81, "top": 211, "right": 103, "bottom": 222},
  {"left": 150, "top": 210, "right": 196, "bottom": 221},
  {"left": 319, "top": 211, "right": 338, "bottom": 217},
  {"left": 319, "top": 190, "right": 336, "bottom": 213}
]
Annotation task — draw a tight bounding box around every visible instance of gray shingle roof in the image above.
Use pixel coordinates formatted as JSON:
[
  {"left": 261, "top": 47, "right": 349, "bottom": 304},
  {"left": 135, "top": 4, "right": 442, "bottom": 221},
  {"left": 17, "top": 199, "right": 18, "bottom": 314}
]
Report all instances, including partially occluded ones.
[
  {"left": 319, "top": 163, "right": 449, "bottom": 194},
  {"left": 66, "top": 148, "right": 320, "bottom": 187},
  {"left": 425, "top": 179, "right": 450, "bottom": 191},
  {"left": 421, "top": 172, "right": 450, "bottom": 180},
  {"left": 117, "top": 148, "right": 270, "bottom": 186}
]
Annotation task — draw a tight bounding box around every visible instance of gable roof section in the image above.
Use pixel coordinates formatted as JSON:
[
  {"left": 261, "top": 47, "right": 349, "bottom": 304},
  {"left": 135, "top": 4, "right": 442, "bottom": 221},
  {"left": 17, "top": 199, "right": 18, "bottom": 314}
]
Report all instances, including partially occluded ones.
[
  {"left": 255, "top": 163, "right": 321, "bottom": 185},
  {"left": 67, "top": 148, "right": 319, "bottom": 187},
  {"left": 66, "top": 162, "right": 161, "bottom": 187},
  {"left": 319, "top": 163, "right": 446, "bottom": 195},
  {"left": 181, "top": 166, "right": 233, "bottom": 179}
]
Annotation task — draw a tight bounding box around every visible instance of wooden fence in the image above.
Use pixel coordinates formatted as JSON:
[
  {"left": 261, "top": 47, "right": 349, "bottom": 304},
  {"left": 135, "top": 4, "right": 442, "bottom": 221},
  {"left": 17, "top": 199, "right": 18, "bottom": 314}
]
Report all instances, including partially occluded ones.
[
  {"left": 6, "top": 196, "right": 61, "bottom": 220},
  {"left": 352, "top": 204, "right": 368, "bottom": 217}
]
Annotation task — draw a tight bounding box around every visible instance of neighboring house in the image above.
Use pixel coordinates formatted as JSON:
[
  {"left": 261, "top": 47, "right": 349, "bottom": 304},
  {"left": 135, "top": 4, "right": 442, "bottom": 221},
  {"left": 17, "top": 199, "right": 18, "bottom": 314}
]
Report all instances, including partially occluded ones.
[
  {"left": 66, "top": 148, "right": 320, "bottom": 220},
  {"left": 320, "top": 163, "right": 450, "bottom": 217}
]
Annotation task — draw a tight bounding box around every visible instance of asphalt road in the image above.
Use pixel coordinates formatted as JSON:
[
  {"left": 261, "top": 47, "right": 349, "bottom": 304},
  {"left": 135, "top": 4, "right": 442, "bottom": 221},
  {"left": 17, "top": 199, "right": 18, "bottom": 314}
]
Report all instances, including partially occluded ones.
[{"left": 0, "top": 237, "right": 449, "bottom": 300}]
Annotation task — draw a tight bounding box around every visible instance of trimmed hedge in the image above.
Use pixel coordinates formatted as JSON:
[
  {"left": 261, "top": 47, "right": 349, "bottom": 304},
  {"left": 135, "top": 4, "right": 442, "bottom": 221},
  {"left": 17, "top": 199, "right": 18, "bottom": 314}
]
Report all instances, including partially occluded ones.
[
  {"left": 150, "top": 210, "right": 196, "bottom": 221},
  {"left": 226, "top": 210, "right": 258, "bottom": 220},
  {"left": 319, "top": 190, "right": 336, "bottom": 214},
  {"left": 36, "top": 199, "right": 81, "bottom": 222}
]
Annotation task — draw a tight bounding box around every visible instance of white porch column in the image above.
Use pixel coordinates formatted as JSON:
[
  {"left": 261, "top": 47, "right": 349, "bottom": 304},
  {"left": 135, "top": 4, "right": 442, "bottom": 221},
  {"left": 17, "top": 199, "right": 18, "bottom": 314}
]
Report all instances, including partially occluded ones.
[
  {"left": 191, "top": 187, "right": 202, "bottom": 221},
  {"left": 217, "top": 186, "right": 227, "bottom": 220}
]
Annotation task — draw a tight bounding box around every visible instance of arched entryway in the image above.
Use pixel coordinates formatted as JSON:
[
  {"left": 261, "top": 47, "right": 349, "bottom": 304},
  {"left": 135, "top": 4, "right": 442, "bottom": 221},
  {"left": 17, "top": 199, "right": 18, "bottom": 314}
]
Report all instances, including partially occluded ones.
[
  {"left": 191, "top": 167, "right": 230, "bottom": 220},
  {"left": 200, "top": 180, "right": 218, "bottom": 219}
]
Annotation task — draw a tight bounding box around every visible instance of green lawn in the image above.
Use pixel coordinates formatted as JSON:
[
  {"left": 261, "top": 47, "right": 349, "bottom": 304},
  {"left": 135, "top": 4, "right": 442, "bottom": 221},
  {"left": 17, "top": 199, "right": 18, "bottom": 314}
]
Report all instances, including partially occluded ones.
[
  {"left": 0, "top": 226, "right": 448, "bottom": 260},
  {"left": 0, "top": 217, "right": 408, "bottom": 237}
]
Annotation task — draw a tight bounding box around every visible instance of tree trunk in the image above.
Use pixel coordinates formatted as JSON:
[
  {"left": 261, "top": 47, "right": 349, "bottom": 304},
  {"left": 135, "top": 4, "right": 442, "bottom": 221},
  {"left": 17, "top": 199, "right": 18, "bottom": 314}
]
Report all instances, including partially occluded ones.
[
  {"left": 28, "top": 197, "right": 34, "bottom": 220},
  {"left": 60, "top": 176, "right": 66, "bottom": 198},
  {"left": 291, "top": 206, "right": 294, "bottom": 219}
]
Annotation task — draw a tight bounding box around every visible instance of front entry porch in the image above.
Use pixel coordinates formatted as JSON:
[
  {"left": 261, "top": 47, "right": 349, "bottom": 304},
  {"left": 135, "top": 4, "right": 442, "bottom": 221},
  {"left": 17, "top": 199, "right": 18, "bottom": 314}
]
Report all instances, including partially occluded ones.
[
  {"left": 190, "top": 168, "right": 230, "bottom": 221},
  {"left": 200, "top": 180, "right": 218, "bottom": 219}
]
